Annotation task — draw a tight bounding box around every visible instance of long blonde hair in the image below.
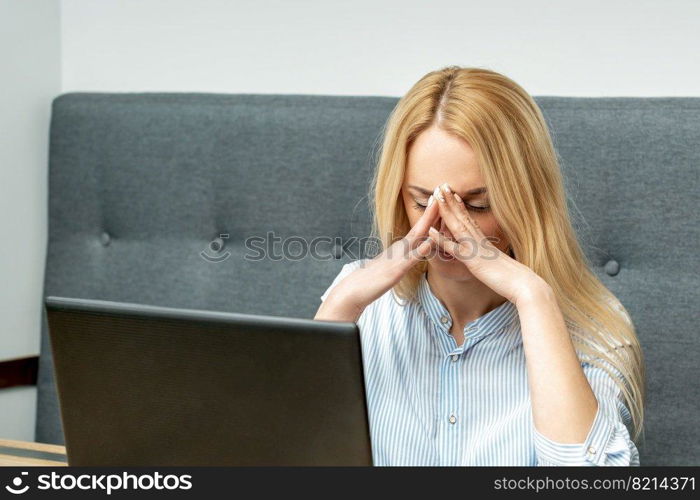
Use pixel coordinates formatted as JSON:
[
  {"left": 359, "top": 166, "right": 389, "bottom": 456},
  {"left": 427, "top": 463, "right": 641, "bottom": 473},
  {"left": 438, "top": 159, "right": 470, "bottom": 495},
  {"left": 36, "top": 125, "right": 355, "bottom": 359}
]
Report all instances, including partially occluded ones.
[{"left": 368, "top": 66, "right": 645, "bottom": 443}]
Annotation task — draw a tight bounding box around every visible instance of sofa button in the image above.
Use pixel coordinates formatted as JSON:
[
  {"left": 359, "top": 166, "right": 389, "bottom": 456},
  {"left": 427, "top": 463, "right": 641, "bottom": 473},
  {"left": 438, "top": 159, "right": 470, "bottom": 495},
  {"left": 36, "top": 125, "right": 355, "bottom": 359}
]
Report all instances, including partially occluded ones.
[
  {"left": 604, "top": 259, "right": 620, "bottom": 276},
  {"left": 100, "top": 232, "right": 111, "bottom": 246}
]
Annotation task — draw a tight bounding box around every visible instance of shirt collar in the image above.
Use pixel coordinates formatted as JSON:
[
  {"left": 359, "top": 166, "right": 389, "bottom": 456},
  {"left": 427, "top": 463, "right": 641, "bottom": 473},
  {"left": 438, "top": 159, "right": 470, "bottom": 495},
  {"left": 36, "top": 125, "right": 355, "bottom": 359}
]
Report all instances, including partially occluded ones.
[{"left": 417, "top": 271, "right": 519, "bottom": 346}]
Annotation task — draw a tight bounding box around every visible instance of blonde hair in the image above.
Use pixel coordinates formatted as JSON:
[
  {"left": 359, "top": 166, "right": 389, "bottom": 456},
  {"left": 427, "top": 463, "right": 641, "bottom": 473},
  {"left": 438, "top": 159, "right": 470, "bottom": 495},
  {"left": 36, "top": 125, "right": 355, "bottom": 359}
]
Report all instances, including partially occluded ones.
[{"left": 368, "top": 65, "right": 645, "bottom": 443}]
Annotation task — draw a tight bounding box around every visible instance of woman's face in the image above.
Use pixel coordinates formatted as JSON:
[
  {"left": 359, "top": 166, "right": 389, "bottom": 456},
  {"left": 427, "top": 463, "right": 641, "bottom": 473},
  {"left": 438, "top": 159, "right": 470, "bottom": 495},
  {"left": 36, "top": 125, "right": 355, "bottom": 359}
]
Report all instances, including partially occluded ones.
[{"left": 400, "top": 124, "right": 510, "bottom": 281}]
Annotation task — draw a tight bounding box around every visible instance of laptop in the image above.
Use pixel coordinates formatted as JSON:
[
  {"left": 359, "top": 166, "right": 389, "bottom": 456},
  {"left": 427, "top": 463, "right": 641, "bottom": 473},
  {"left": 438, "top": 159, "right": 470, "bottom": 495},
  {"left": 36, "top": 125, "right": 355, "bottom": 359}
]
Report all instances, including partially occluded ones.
[{"left": 44, "top": 296, "right": 372, "bottom": 466}]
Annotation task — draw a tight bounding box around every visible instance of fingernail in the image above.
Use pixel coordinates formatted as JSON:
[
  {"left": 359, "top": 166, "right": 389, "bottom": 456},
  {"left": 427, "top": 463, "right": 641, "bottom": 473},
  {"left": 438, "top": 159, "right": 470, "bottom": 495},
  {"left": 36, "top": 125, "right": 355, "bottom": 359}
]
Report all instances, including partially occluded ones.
[
  {"left": 441, "top": 183, "right": 451, "bottom": 194},
  {"left": 453, "top": 192, "right": 462, "bottom": 203},
  {"left": 427, "top": 195, "right": 434, "bottom": 207},
  {"left": 433, "top": 186, "right": 445, "bottom": 202},
  {"left": 429, "top": 227, "right": 438, "bottom": 235}
]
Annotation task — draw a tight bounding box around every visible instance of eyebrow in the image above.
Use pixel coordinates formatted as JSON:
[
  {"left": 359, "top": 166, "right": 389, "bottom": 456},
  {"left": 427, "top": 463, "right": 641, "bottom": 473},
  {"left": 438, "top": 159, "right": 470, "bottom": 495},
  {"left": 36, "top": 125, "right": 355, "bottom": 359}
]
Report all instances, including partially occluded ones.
[{"left": 407, "top": 185, "right": 487, "bottom": 197}]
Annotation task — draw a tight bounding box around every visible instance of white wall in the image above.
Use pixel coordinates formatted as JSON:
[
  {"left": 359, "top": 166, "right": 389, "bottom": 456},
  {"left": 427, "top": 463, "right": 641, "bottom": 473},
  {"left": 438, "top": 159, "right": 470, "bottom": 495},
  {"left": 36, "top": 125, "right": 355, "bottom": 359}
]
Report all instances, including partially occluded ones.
[
  {"left": 61, "top": 0, "right": 700, "bottom": 96},
  {"left": 0, "top": 0, "right": 61, "bottom": 441}
]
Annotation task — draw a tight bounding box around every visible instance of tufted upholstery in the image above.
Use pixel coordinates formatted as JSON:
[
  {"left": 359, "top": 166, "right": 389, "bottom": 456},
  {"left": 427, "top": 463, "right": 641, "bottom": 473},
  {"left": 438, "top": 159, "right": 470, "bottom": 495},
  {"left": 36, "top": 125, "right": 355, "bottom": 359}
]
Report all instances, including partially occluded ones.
[{"left": 38, "top": 93, "right": 700, "bottom": 465}]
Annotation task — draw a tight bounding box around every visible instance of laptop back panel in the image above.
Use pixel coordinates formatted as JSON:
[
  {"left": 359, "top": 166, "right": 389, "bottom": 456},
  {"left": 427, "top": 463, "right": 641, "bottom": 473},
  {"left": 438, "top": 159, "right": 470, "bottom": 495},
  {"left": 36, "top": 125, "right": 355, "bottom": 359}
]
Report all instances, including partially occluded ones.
[{"left": 45, "top": 297, "right": 371, "bottom": 466}]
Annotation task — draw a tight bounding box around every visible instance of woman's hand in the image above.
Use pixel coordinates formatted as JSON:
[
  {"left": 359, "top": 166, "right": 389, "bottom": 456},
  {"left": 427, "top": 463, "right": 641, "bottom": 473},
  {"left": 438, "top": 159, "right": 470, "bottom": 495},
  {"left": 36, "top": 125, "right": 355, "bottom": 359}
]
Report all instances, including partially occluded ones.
[
  {"left": 428, "top": 182, "right": 548, "bottom": 305},
  {"left": 315, "top": 195, "right": 440, "bottom": 322}
]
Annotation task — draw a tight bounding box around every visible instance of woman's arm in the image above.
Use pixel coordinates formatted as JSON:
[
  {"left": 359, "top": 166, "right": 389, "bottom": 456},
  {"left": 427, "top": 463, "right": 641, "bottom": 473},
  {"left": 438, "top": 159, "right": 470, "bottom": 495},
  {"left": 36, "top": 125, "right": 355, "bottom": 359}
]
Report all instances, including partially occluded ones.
[
  {"left": 430, "top": 182, "right": 639, "bottom": 465},
  {"left": 315, "top": 195, "right": 439, "bottom": 322},
  {"left": 518, "top": 284, "right": 598, "bottom": 443},
  {"left": 518, "top": 284, "right": 639, "bottom": 466}
]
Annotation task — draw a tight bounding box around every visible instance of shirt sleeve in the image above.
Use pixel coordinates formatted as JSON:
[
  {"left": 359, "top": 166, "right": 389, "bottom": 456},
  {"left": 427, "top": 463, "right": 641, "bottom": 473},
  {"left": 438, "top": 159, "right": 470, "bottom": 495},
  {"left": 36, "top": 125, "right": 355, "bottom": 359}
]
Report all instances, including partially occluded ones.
[
  {"left": 319, "top": 259, "right": 366, "bottom": 303},
  {"left": 532, "top": 355, "right": 640, "bottom": 466}
]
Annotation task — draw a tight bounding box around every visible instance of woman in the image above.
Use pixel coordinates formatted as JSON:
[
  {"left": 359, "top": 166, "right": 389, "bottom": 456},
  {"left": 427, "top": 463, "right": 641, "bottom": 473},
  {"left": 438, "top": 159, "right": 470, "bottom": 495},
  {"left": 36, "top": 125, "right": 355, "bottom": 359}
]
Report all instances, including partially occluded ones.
[{"left": 315, "top": 66, "right": 644, "bottom": 466}]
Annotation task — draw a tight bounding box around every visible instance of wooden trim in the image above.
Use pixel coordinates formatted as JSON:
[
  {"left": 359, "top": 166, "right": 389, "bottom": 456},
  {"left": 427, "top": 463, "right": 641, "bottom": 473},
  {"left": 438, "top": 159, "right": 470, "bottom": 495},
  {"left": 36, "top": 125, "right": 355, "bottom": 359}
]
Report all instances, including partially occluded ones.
[
  {"left": 0, "top": 356, "right": 39, "bottom": 389},
  {"left": 0, "top": 439, "right": 66, "bottom": 455},
  {"left": 0, "top": 439, "right": 67, "bottom": 466}
]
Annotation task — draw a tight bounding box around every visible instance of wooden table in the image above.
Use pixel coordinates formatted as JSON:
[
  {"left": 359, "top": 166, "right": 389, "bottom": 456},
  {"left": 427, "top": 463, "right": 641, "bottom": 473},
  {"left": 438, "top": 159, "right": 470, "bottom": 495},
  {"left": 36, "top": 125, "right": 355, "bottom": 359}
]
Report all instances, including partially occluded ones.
[{"left": 0, "top": 439, "right": 68, "bottom": 466}]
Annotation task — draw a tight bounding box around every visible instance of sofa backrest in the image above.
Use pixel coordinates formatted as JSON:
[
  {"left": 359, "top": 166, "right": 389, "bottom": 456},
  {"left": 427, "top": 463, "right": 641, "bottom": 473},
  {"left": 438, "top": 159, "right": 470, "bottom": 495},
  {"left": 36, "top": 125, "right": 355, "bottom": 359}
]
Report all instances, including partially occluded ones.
[{"left": 38, "top": 93, "right": 700, "bottom": 465}]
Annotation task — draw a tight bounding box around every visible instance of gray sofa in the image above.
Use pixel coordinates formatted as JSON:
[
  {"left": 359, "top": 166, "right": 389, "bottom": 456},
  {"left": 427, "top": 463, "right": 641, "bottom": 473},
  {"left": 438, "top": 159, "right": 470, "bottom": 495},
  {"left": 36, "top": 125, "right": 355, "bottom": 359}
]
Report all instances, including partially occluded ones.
[{"left": 38, "top": 93, "right": 699, "bottom": 465}]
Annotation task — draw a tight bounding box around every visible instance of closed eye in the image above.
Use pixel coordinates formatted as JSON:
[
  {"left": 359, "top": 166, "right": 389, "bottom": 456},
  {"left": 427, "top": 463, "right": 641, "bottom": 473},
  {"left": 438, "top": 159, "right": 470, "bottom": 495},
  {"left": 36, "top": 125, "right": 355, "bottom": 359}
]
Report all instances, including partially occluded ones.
[{"left": 412, "top": 201, "right": 490, "bottom": 212}]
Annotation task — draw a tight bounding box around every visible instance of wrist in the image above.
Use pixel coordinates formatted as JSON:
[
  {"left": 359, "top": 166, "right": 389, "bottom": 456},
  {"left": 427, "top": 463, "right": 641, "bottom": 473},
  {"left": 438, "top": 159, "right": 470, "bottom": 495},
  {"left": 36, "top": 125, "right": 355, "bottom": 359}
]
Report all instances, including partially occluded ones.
[
  {"left": 318, "top": 284, "right": 366, "bottom": 323},
  {"left": 513, "top": 275, "right": 554, "bottom": 308}
]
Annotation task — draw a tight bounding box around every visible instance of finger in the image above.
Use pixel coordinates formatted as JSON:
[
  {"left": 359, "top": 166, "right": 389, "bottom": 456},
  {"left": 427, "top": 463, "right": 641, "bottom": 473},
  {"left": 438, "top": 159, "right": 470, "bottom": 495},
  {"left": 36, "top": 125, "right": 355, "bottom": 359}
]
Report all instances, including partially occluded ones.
[
  {"left": 452, "top": 191, "right": 488, "bottom": 236},
  {"left": 408, "top": 235, "right": 436, "bottom": 263},
  {"left": 406, "top": 194, "right": 441, "bottom": 240},
  {"left": 434, "top": 184, "right": 475, "bottom": 242},
  {"left": 428, "top": 226, "right": 464, "bottom": 258},
  {"left": 449, "top": 192, "right": 504, "bottom": 259},
  {"left": 441, "top": 190, "right": 504, "bottom": 258}
]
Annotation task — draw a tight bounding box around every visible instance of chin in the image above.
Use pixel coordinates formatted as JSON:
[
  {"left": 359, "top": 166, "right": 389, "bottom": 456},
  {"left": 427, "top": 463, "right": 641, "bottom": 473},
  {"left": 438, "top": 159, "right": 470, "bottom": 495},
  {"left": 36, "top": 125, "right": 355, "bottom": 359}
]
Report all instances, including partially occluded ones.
[{"left": 426, "top": 254, "right": 474, "bottom": 281}]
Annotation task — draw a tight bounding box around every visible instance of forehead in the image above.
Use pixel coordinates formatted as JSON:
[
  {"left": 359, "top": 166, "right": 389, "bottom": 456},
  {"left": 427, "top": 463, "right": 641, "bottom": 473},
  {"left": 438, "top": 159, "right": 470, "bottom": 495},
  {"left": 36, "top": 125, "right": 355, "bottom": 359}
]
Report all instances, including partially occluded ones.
[{"left": 404, "top": 125, "right": 483, "bottom": 191}]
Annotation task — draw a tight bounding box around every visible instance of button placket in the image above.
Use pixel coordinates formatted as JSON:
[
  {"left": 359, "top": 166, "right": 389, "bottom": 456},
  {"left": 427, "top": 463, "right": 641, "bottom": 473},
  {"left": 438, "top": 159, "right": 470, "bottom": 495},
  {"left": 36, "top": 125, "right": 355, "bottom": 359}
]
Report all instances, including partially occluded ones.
[
  {"left": 434, "top": 309, "right": 456, "bottom": 354},
  {"left": 436, "top": 348, "right": 459, "bottom": 463},
  {"left": 445, "top": 348, "right": 461, "bottom": 430}
]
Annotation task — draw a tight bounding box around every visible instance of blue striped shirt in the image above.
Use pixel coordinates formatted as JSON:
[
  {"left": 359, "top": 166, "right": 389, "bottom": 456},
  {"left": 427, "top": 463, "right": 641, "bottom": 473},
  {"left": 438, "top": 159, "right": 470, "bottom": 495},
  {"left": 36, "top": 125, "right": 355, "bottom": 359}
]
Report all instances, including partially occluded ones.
[{"left": 320, "top": 259, "right": 640, "bottom": 466}]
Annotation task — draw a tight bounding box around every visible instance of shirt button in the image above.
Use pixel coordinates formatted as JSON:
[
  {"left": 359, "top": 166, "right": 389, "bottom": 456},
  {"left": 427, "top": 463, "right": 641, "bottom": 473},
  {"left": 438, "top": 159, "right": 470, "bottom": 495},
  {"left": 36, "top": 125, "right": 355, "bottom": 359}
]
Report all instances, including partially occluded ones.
[
  {"left": 448, "top": 414, "right": 457, "bottom": 424},
  {"left": 587, "top": 445, "right": 597, "bottom": 455},
  {"left": 440, "top": 316, "right": 449, "bottom": 324},
  {"left": 451, "top": 354, "right": 459, "bottom": 362}
]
